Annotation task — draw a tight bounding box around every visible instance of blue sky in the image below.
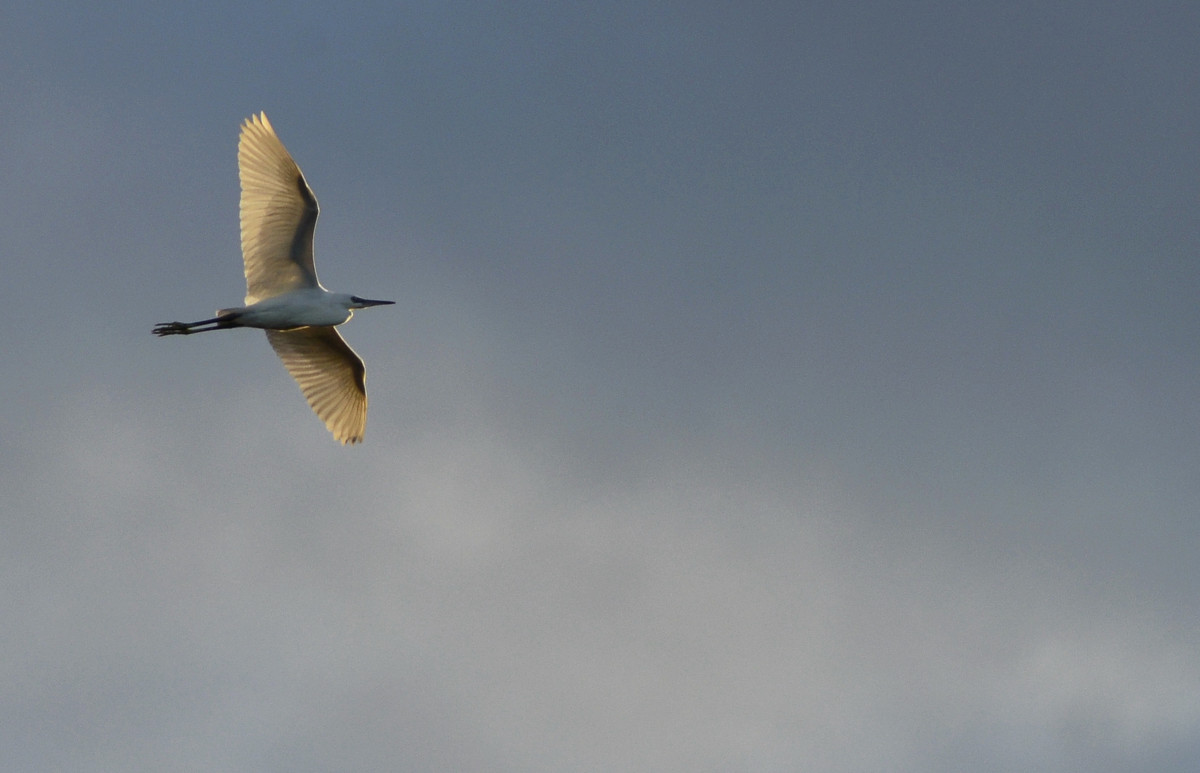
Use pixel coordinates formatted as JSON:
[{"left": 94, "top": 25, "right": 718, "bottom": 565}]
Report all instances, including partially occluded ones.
[{"left": 2, "top": 2, "right": 1199, "bottom": 770}]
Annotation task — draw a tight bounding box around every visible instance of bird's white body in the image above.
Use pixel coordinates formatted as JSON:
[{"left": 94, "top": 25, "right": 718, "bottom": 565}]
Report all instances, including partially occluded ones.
[
  {"left": 153, "top": 113, "right": 393, "bottom": 444},
  {"left": 222, "top": 289, "right": 358, "bottom": 329}
]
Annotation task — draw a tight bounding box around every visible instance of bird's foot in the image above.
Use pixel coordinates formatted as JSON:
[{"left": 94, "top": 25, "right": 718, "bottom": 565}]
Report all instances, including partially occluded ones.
[{"left": 152, "top": 322, "right": 192, "bottom": 336}]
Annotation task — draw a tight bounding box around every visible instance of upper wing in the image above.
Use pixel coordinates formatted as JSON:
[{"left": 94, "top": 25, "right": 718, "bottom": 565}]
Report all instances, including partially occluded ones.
[
  {"left": 265, "top": 327, "right": 368, "bottom": 444},
  {"left": 238, "top": 113, "right": 321, "bottom": 304}
]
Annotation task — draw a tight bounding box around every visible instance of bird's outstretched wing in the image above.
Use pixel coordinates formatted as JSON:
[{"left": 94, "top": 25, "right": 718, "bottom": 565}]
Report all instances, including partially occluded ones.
[
  {"left": 238, "top": 112, "right": 321, "bottom": 304},
  {"left": 265, "top": 327, "right": 368, "bottom": 444}
]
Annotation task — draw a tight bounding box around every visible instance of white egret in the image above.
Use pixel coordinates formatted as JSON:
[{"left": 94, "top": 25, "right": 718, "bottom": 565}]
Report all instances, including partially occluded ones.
[{"left": 154, "top": 112, "right": 393, "bottom": 444}]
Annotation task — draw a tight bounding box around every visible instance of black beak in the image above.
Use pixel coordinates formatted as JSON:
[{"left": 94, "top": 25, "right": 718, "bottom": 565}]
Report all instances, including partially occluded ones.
[{"left": 355, "top": 298, "right": 395, "bottom": 308}]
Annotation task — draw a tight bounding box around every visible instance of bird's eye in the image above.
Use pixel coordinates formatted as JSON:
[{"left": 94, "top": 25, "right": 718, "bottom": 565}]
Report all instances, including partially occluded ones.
[{"left": 349, "top": 296, "right": 362, "bottom": 303}]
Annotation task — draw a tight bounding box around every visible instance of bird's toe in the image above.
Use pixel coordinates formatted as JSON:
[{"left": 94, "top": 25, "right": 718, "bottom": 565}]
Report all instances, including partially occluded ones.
[{"left": 152, "top": 322, "right": 188, "bottom": 336}]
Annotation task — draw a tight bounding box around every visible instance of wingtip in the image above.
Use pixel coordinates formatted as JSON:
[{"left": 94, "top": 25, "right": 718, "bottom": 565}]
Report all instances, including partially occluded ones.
[{"left": 242, "top": 111, "right": 272, "bottom": 134}]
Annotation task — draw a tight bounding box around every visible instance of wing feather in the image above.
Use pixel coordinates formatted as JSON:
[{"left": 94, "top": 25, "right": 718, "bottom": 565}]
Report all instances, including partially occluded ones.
[
  {"left": 265, "top": 328, "right": 368, "bottom": 444},
  {"left": 239, "top": 113, "right": 320, "bottom": 304}
]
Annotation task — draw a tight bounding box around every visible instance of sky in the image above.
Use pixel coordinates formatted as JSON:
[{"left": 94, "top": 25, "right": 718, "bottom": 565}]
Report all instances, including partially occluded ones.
[{"left": 2, "top": 1, "right": 1199, "bottom": 770}]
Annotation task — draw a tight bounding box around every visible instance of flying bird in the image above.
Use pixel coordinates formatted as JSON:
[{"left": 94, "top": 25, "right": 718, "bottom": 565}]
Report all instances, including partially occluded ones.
[{"left": 153, "top": 112, "right": 393, "bottom": 444}]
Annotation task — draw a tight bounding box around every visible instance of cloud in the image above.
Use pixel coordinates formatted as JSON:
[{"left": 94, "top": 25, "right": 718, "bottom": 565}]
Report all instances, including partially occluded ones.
[{"left": 6, "top": 350, "right": 1197, "bottom": 771}]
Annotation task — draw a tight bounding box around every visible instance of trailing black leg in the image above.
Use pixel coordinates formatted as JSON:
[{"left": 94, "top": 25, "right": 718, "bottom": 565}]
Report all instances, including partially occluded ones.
[{"left": 152, "top": 312, "right": 241, "bottom": 336}]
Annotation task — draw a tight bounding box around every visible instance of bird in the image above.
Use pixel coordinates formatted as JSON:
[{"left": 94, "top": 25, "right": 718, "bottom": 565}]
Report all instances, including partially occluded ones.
[{"left": 153, "top": 112, "right": 393, "bottom": 444}]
